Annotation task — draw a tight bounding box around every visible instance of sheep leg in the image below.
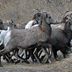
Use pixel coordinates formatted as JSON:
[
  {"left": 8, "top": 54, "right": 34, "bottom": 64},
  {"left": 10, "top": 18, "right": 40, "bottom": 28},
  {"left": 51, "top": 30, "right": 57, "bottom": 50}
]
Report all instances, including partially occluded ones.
[
  {"left": 53, "top": 50, "right": 58, "bottom": 59},
  {"left": 14, "top": 51, "right": 20, "bottom": 64},
  {"left": 18, "top": 55, "right": 30, "bottom": 64},
  {"left": 60, "top": 48, "right": 66, "bottom": 58},
  {"left": 16, "top": 49, "right": 30, "bottom": 64},
  {"left": 33, "top": 48, "right": 41, "bottom": 63},
  {"left": 30, "top": 49, "right": 36, "bottom": 62},
  {"left": 37, "top": 48, "right": 46, "bottom": 62},
  {"left": 26, "top": 50, "right": 30, "bottom": 59},
  {"left": 42, "top": 48, "right": 51, "bottom": 63},
  {"left": 40, "top": 54, "right": 46, "bottom": 62},
  {"left": 12, "top": 49, "right": 23, "bottom": 63},
  {"left": 3, "top": 54, "right": 10, "bottom": 63},
  {"left": 65, "top": 45, "right": 72, "bottom": 53},
  {"left": 6, "top": 53, "right": 13, "bottom": 63},
  {"left": 0, "top": 55, "right": 3, "bottom": 67},
  {"left": 38, "top": 43, "right": 52, "bottom": 63},
  {"left": 14, "top": 50, "right": 27, "bottom": 64},
  {"left": 19, "top": 49, "right": 24, "bottom": 57},
  {"left": 23, "top": 49, "right": 27, "bottom": 59},
  {"left": 18, "top": 48, "right": 23, "bottom": 55},
  {"left": 38, "top": 49, "right": 43, "bottom": 57},
  {"left": 3, "top": 52, "right": 13, "bottom": 63}
]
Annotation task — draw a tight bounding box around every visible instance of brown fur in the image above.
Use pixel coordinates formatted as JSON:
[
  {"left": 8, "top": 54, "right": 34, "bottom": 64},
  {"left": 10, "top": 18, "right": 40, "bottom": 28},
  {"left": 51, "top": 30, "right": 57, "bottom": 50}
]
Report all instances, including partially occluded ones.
[{"left": 0, "top": 12, "right": 57, "bottom": 56}]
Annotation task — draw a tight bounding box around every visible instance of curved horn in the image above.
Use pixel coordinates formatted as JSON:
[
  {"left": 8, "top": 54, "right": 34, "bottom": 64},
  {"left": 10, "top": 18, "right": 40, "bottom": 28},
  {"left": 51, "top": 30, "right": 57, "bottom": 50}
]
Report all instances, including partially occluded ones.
[
  {"left": 35, "top": 9, "right": 41, "bottom": 13},
  {"left": 32, "top": 9, "right": 41, "bottom": 13}
]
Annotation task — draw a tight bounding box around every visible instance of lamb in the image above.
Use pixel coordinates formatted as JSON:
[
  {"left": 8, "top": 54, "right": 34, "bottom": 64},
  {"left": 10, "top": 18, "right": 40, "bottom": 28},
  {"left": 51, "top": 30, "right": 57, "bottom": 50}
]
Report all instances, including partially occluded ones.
[{"left": 0, "top": 12, "right": 57, "bottom": 66}]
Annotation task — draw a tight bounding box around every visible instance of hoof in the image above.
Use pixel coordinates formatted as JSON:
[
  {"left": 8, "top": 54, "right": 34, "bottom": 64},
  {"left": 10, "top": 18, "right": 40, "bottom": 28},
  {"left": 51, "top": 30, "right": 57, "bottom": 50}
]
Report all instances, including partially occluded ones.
[
  {"left": 22, "top": 60, "right": 30, "bottom": 64},
  {"left": 40, "top": 55, "right": 46, "bottom": 62},
  {"left": 45, "top": 60, "right": 48, "bottom": 63},
  {"left": 0, "top": 64, "right": 3, "bottom": 67},
  {"left": 10, "top": 59, "right": 14, "bottom": 63},
  {"left": 15, "top": 60, "right": 20, "bottom": 64}
]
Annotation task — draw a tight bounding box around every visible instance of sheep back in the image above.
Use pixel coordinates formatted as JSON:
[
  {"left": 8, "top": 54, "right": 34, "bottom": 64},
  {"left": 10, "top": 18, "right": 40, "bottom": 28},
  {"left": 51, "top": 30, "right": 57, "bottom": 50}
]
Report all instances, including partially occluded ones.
[{"left": 10, "top": 27, "right": 49, "bottom": 48}]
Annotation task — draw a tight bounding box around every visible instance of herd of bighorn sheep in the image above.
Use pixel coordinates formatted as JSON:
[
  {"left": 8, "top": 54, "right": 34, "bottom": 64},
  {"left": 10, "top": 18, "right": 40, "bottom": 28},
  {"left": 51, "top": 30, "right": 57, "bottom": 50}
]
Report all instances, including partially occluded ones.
[{"left": 0, "top": 9, "right": 72, "bottom": 67}]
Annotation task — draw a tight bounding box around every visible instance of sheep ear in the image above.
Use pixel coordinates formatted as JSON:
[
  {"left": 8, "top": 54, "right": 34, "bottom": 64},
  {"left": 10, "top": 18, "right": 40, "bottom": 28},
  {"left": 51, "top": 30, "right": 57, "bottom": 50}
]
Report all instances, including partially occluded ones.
[{"left": 35, "top": 9, "right": 40, "bottom": 13}]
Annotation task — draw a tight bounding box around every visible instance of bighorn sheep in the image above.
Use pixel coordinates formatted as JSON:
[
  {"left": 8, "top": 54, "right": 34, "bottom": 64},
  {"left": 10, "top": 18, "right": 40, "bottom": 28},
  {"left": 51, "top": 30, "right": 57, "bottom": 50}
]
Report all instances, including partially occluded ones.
[
  {"left": 12, "top": 10, "right": 41, "bottom": 63},
  {"left": 38, "top": 11, "right": 72, "bottom": 60},
  {"left": 47, "top": 19, "right": 72, "bottom": 59},
  {"left": 0, "top": 12, "right": 57, "bottom": 66}
]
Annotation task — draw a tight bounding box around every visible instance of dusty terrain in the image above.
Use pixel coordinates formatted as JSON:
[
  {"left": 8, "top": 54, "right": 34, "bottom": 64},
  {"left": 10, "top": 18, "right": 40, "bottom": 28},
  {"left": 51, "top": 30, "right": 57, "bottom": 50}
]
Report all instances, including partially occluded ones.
[{"left": 0, "top": 0, "right": 72, "bottom": 24}]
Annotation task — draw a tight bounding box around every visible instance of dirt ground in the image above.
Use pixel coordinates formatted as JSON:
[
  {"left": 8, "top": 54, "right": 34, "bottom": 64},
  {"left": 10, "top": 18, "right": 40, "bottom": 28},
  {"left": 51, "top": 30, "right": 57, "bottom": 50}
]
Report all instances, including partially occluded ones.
[{"left": 0, "top": 51, "right": 72, "bottom": 72}]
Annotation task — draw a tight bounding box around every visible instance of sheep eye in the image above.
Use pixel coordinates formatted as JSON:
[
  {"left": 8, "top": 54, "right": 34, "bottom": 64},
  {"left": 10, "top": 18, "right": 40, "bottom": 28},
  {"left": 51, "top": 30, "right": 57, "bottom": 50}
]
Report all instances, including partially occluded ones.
[
  {"left": 69, "top": 22, "right": 71, "bottom": 25},
  {"left": 49, "top": 16, "right": 51, "bottom": 19},
  {"left": 38, "top": 14, "right": 40, "bottom": 17},
  {"left": 68, "top": 22, "right": 71, "bottom": 27},
  {"left": 0, "top": 22, "right": 3, "bottom": 24}
]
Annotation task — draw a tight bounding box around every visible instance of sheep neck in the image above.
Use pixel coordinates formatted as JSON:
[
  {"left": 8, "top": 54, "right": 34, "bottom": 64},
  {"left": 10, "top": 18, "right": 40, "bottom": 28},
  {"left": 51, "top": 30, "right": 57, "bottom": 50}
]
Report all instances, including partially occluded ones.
[
  {"left": 39, "top": 21, "right": 52, "bottom": 36},
  {"left": 63, "top": 23, "right": 72, "bottom": 39}
]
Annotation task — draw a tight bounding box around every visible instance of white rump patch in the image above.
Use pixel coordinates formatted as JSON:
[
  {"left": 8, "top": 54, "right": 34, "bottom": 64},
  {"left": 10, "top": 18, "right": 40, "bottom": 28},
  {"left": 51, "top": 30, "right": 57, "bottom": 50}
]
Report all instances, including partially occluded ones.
[
  {"left": 31, "top": 24, "right": 39, "bottom": 28},
  {"left": 4, "top": 31, "right": 11, "bottom": 47},
  {"left": 65, "top": 11, "right": 72, "bottom": 17},
  {"left": 25, "top": 20, "right": 34, "bottom": 29},
  {"left": 58, "top": 25, "right": 61, "bottom": 28}
]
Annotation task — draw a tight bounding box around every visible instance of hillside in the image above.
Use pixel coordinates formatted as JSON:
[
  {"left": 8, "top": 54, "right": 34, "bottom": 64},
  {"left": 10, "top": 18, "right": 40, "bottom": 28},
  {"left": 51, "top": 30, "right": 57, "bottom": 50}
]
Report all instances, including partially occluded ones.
[{"left": 0, "top": 0, "right": 72, "bottom": 24}]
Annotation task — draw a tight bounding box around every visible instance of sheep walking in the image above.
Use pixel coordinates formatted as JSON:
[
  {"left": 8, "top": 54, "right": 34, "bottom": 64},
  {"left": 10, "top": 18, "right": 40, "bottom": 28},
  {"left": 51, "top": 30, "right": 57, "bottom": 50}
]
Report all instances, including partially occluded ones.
[
  {"left": 13, "top": 11, "right": 41, "bottom": 63},
  {"left": 35, "top": 11, "right": 72, "bottom": 61},
  {"left": 0, "top": 12, "right": 57, "bottom": 66},
  {"left": 47, "top": 19, "right": 72, "bottom": 59}
]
